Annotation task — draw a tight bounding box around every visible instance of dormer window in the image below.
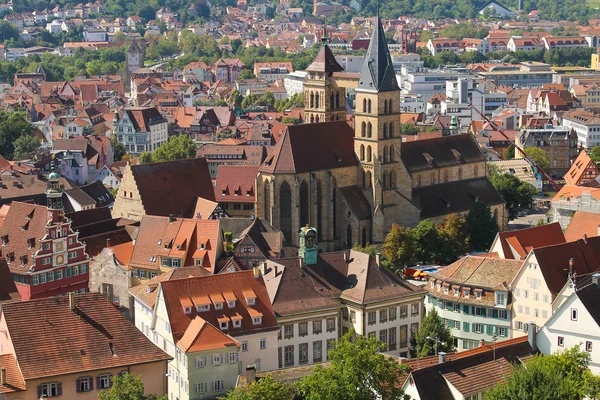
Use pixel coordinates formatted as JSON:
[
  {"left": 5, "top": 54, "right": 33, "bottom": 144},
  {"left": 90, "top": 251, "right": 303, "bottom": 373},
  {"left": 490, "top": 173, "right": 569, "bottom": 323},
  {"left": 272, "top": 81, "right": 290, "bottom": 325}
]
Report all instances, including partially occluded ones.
[
  {"left": 476, "top": 291, "right": 482, "bottom": 299},
  {"left": 430, "top": 281, "right": 435, "bottom": 288},
  {"left": 184, "top": 306, "right": 192, "bottom": 314},
  {"left": 247, "top": 297, "right": 255, "bottom": 306},
  {"left": 220, "top": 321, "right": 228, "bottom": 330},
  {"left": 233, "top": 319, "right": 241, "bottom": 328},
  {"left": 149, "top": 256, "right": 156, "bottom": 263},
  {"left": 454, "top": 288, "right": 459, "bottom": 296},
  {"left": 20, "top": 255, "right": 28, "bottom": 265},
  {"left": 253, "top": 316, "right": 262, "bottom": 325},
  {"left": 196, "top": 304, "right": 210, "bottom": 312},
  {"left": 464, "top": 289, "right": 470, "bottom": 298},
  {"left": 228, "top": 300, "right": 236, "bottom": 308},
  {"left": 215, "top": 302, "right": 223, "bottom": 310},
  {"left": 27, "top": 238, "right": 35, "bottom": 249},
  {"left": 6, "top": 252, "right": 14, "bottom": 263},
  {"left": 444, "top": 286, "right": 449, "bottom": 294},
  {"left": 1, "top": 234, "right": 8, "bottom": 245},
  {"left": 157, "top": 239, "right": 162, "bottom": 246},
  {"left": 199, "top": 243, "right": 205, "bottom": 250}
]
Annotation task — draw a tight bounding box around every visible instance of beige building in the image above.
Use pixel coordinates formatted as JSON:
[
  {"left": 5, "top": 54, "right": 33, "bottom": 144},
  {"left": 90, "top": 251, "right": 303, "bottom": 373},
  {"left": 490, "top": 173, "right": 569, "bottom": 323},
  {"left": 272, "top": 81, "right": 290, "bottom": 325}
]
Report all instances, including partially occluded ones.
[{"left": 0, "top": 293, "right": 170, "bottom": 400}]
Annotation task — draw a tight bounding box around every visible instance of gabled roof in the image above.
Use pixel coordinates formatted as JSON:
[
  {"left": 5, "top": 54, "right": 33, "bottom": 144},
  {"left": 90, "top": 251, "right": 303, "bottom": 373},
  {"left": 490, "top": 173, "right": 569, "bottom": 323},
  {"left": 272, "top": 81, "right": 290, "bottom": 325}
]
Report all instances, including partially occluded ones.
[
  {"left": 496, "top": 222, "right": 566, "bottom": 260},
  {"left": 1, "top": 293, "right": 171, "bottom": 380},
  {"left": 0, "top": 354, "right": 25, "bottom": 394},
  {"left": 128, "top": 158, "right": 215, "bottom": 217},
  {"left": 564, "top": 151, "right": 600, "bottom": 186},
  {"left": 177, "top": 315, "right": 240, "bottom": 353},
  {"left": 564, "top": 211, "right": 600, "bottom": 242},
  {"left": 401, "top": 134, "right": 485, "bottom": 173},
  {"left": 356, "top": 16, "right": 399, "bottom": 93},
  {"left": 576, "top": 276, "right": 600, "bottom": 326},
  {"left": 214, "top": 165, "right": 259, "bottom": 204},
  {"left": 0, "top": 258, "right": 20, "bottom": 303},
  {"left": 259, "top": 121, "right": 357, "bottom": 174},
  {"left": 305, "top": 42, "right": 344, "bottom": 73},
  {"left": 236, "top": 218, "right": 283, "bottom": 260}
]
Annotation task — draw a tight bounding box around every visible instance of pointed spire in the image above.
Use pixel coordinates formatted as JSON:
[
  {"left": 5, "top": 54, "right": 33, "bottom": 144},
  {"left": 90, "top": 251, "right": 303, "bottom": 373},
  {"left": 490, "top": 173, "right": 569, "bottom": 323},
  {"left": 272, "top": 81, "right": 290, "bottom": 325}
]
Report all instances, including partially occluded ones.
[
  {"left": 306, "top": 28, "right": 344, "bottom": 73},
  {"left": 356, "top": 16, "right": 399, "bottom": 93},
  {"left": 321, "top": 25, "right": 328, "bottom": 45}
]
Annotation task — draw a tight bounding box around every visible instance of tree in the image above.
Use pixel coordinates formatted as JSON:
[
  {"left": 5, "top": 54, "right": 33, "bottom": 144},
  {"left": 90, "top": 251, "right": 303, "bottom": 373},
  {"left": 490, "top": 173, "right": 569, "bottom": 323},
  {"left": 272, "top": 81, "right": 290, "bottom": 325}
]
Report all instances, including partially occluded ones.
[
  {"left": 489, "top": 167, "right": 538, "bottom": 220},
  {"left": 486, "top": 346, "right": 600, "bottom": 400},
  {"left": 437, "top": 213, "right": 470, "bottom": 260},
  {"left": 228, "top": 89, "right": 243, "bottom": 105},
  {"left": 0, "top": 20, "right": 19, "bottom": 41},
  {"left": 238, "top": 69, "right": 256, "bottom": 80},
  {"left": 225, "top": 375, "right": 294, "bottom": 400},
  {"left": 139, "top": 152, "right": 153, "bottom": 164},
  {"left": 413, "top": 219, "right": 445, "bottom": 263},
  {"left": 111, "top": 135, "right": 127, "bottom": 161},
  {"left": 281, "top": 117, "right": 299, "bottom": 124},
  {"left": 466, "top": 201, "right": 498, "bottom": 251},
  {"left": 258, "top": 92, "right": 275, "bottom": 106},
  {"left": 137, "top": 5, "right": 156, "bottom": 21},
  {"left": 399, "top": 123, "right": 419, "bottom": 135},
  {"left": 265, "top": 6, "right": 275, "bottom": 18},
  {"left": 0, "top": 110, "right": 34, "bottom": 160},
  {"left": 98, "top": 373, "right": 167, "bottom": 400},
  {"left": 410, "top": 308, "right": 454, "bottom": 358},
  {"left": 241, "top": 94, "right": 258, "bottom": 109},
  {"left": 524, "top": 147, "right": 550, "bottom": 173},
  {"left": 352, "top": 243, "right": 380, "bottom": 258},
  {"left": 505, "top": 144, "right": 515, "bottom": 159},
  {"left": 151, "top": 135, "right": 197, "bottom": 163},
  {"left": 296, "top": 331, "right": 407, "bottom": 400},
  {"left": 383, "top": 224, "right": 416, "bottom": 269},
  {"left": 590, "top": 147, "right": 600, "bottom": 164},
  {"left": 13, "top": 134, "right": 40, "bottom": 160}
]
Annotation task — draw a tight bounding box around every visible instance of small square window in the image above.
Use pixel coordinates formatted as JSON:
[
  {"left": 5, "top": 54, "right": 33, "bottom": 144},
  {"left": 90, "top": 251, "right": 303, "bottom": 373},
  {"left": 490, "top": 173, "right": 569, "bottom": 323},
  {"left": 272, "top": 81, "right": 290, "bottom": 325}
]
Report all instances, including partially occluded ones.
[
  {"left": 586, "top": 341, "right": 593, "bottom": 352},
  {"left": 558, "top": 336, "right": 564, "bottom": 347},
  {"left": 571, "top": 308, "right": 578, "bottom": 321}
]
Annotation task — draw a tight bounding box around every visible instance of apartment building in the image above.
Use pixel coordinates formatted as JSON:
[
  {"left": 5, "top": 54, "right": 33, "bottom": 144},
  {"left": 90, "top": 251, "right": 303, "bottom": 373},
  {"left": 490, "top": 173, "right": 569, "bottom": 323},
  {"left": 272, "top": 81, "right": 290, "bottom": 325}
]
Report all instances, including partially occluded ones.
[
  {"left": 561, "top": 110, "right": 600, "bottom": 149},
  {"left": 113, "top": 107, "right": 168, "bottom": 155},
  {"left": 515, "top": 125, "right": 577, "bottom": 176}
]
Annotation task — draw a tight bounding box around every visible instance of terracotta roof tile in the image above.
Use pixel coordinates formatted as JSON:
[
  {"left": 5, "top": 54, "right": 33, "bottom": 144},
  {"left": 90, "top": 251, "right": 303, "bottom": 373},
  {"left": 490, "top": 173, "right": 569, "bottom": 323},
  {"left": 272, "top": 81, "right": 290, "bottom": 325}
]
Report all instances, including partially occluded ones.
[
  {"left": 0, "top": 258, "right": 20, "bottom": 303},
  {"left": 1, "top": 293, "right": 171, "bottom": 380},
  {"left": 0, "top": 354, "right": 25, "bottom": 394},
  {"left": 214, "top": 165, "right": 259, "bottom": 203},
  {"left": 496, "top": 222, "right": 566, "bottom": 260},
  {"left": 565, "top": 211, "right": 600, "bottom": 242},
  {"left": 177, "top": 315, "right": 240, "bottom": 353},
  {"left": 564, "top": 151, "right": 600, "bottom": 186}
]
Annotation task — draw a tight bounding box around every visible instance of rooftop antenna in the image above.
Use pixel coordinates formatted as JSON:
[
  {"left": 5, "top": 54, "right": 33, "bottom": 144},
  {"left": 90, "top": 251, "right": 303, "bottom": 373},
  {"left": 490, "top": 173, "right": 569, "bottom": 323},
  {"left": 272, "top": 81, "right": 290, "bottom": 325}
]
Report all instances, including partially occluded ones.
[
  {"left": 321, "top": 24, "right": 328, "bottom": 45},
  {"left": 377, "top": 0, "right": 381, "bottom": 19}
]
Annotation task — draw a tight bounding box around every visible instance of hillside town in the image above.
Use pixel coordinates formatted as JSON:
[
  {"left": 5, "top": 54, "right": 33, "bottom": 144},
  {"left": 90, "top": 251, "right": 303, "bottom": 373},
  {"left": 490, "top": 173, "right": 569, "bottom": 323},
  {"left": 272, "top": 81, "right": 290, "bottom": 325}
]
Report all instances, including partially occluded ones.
[{"left": 1, "top": 0, "right": 600, "bottom": 398}]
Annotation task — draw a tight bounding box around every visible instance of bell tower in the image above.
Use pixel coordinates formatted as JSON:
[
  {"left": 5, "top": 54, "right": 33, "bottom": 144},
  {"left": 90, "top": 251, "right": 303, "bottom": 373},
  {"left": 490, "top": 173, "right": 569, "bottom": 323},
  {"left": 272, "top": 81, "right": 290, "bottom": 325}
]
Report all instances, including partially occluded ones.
[
  {"left": 298, "top": 225, "right": 318, "bottom": 265},
  {"left": 46, "top": 156, "right": 64, "bottom": 224},
  {"left": 304, "top": 28, "right": 347, "bottom": 123}
]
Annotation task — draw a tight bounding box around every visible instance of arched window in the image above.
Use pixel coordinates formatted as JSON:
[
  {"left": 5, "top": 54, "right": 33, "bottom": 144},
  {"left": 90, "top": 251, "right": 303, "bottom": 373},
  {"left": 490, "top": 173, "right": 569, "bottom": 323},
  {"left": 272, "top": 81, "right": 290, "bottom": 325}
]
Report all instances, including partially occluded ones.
[
  {"left": 389, "top": 122, "right": 393, "bottom": 137},
  {"left": 336, "top": 92, "right": 340, "bottom": 108},
  {"left": 361, "top": 121, "right": 366, "bottom": 137},
  {"left": 383, "top": 172, "right": 387, "bottom": 188},
  {"left": 383, "top": 123, "right": 387, "bottom": 138},
  {"left": 310, "top": 114, "right": 314, "bottom": 123},
  {"left": 383, "top": 146, "right": 389, "bottom": 163},
  {"left": 458, "top": 167, "right": 463, "bottom": 180},
  {"left": 367, "top": 146, "right": 372, "bottom": 162},
  {"left": 316, "top": 180, "right": 322, "bottom": 240},
  {"left": 300, "top": 180, "right": 309, "bottom": 228},
  {"left": 279, "top": 181, "right": 292, "bottom": 244},
  {"left": 264, "top": 180, "right": 271, "bottom": 224},
  {"left": 389, "top": 144, "right": 394, "bottom": 162},
  {"left": 330, "top": 93, "right": 334, "bottom": 109},
  {"left": 366, "top": 171, "right": 372, "bottom": 187},
  {"left": 368, "top": 99, "right": 372, "bottom": 113},
  {"left": 362, "top": 227, "right": 367, "bottom": 247},
  {"left": 360, "top": 144, "right": 365, "bottom": 161},
  {"left": 315, "top": 92, "right": 320, "bottom": 109},
  {"left": 389, "top": 99, "right": 392, "bottom": 113},
  {"left": 315, "top": 115, "right": 320, "bottom": 123},
  {"left": 346, "top": 224, "right": 353, "bottom": 248},
  {"left": 367, "top": 122, "right": 372, "bottom": 138},
  {"left": 310, "top": 92, "right": 314, "bottom": 108},
  {"left": 362, "top": 170, "right": 366, "bottom": 187},
  {"left": 363, "top": 98, "right": 367, "bottom": 113}
]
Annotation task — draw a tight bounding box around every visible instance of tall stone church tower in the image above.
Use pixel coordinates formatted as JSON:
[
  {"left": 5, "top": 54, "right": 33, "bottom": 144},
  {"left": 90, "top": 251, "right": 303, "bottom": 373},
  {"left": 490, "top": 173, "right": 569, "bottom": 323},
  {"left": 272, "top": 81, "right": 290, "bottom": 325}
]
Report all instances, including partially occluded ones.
[
  {"left": 126, "top": 39, "right": 144, "bottom": 85},
  {"left": 354, "top": 16, "right": 418, "bottom": 242},
  {"left": 304, "top": 31, "right": 347, "bottom": 123}
]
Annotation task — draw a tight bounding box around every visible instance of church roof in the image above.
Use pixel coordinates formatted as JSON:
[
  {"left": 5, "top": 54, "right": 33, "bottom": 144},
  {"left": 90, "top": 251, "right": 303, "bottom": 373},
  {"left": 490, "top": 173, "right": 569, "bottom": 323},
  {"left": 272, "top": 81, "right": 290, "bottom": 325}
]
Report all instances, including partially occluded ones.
[
  {"left": 356, "top": 17, "right": 399, "bottom": 93},
  {"left": 259, "top": 121, "right": 357, "bottom": 174},
  {"left": 128, "top": 39, "right": 141, "bottom": 54},
  {"left": 306, "top": 43, "right": 344, "bottom": 73}
]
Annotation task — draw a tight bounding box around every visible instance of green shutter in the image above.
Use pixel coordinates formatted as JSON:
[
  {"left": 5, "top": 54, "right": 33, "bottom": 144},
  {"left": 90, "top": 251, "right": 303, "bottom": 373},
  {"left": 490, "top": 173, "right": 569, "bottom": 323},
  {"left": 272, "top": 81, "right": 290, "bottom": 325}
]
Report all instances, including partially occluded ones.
[
  {"left": 487, "top": 325, "right": 494, "bottom": 335},
  {"left": 463, "top": 305, "right": 470, "bottom": 314},
  {"left": 463, "top": 322, "right": 469, "bottom": 332},
  {"left": 66, "top": 267, "right": 72, "bottom": 277},
  {"left": 493, "top": 309, "right": 499, "bottom": 318},
  {"left": 447, "top": 302, "right": 453, "bottom": 311}
]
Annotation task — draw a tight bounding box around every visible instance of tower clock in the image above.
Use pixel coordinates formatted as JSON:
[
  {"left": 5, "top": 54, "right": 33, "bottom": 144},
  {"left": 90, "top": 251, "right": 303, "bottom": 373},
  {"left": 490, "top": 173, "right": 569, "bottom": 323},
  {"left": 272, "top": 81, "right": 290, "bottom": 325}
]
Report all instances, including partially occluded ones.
[{"left": 298, "top": 225, "right": 318, "bottom": 265}]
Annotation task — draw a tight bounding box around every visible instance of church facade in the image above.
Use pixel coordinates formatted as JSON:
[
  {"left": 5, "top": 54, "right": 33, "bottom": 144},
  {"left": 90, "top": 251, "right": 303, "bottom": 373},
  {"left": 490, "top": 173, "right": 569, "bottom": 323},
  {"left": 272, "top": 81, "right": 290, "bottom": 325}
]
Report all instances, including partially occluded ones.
[{"left": 255, "top": 17, "right": 507, "bottom": 252}]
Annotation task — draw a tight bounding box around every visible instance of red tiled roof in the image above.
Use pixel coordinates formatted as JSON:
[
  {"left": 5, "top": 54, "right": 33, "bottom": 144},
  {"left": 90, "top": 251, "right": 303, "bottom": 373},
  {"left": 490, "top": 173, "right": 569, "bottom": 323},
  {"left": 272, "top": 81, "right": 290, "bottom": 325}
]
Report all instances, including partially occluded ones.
[
  {"left": 496, "top": 222, "right": 566, "bottom": 260},
  {"left": 0, "top": 354, "right": 25, "bottom": 394},
  {"left": 564, "top": 211, "right": 600, "bottom": 243},
  {"left": 214, "top": 165, "right": 258, "bottom": 203},
  {"left": 564, "top": 151, "right": 600, "bottom": 186},
  {"left": 1, "top": 293, "right": 171, "bottom": 380},
  {"left": 0, "top": 258, "right": 20, "bottom": 303},
  {"left": 177, "top": 315, "right": 240, "bottom": 353}
]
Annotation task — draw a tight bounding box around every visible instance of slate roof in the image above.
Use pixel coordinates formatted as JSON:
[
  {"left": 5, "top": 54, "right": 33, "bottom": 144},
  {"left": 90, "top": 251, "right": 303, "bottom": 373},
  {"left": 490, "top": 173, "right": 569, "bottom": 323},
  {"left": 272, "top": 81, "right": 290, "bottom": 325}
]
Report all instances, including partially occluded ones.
[
  {"left": 564, "top": 211, "right": 600, "bottom": 242},
  {"left": 263, "top": 250, "right": 425, "bottom": 317},
  {"left": 1, "top": 293, "right": 171, "bottom": 380},
  {"left": 496, "top": 222, "right": 566, "bottom": 260},
  {"left": 356, "top": 17, "right": 399, "bottom": 93},
  {"left": 400, "top": 134, "right": 485, "bottom": 173},
  {"left": 576, "top": 275, "right": 600, "bottom": 326},
  {"left": 412, "top": 178, "right": 505, "bottom": 219},
  {"left": 259, "top": 121, "right": 357, "bottom": 174},
  {"left": 129, "top": 158, "right": 215, "bottom": 217}
]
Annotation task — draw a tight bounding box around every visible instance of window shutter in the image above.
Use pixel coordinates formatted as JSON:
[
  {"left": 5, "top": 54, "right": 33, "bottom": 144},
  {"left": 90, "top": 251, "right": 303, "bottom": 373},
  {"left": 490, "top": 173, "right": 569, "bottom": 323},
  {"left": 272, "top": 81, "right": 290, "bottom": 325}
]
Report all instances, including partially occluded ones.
[
  {"left": 463, "top": 322, "right": 469, "bottom": 332},
  {"left": 56, "top": 382, "right": 63, "bottom": 396},
  {"left": 463, "top": 305, "right": 470, "bottom": 314},
  {"left": 97, "top": 376, "right": 101, "bottom": 388},
  {"left": 211, "top": 381, "right": 214, "bottom": 392},
  {"left": 486, "top": 325, "right": 493, "bottom": 335},
  {"left": 76, "top": 378, "right": 81, "bottom": 393},
  {"left": 493, "top": 309, "right": 499, "bottom": 318},
  {"left": 90, "top": 376, "right": 94, "bottom": 390},
  {"left": 37, "top": 385, "right": 43, "bottom": 398}
]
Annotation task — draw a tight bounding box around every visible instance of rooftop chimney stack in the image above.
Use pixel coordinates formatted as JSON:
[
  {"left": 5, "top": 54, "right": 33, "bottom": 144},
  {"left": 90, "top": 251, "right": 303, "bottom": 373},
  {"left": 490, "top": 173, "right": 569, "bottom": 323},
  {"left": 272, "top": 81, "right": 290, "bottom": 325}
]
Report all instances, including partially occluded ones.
[
  {"left": 583, "top": 234, "right": 588, "bottom": 244},
  {"left": 106, "top": 238, "right": 111, "bottom": 248},
  {"left": 597, "top": 225, "right": 600, "bottom": 236},
  {"left": 252, "top": 265, "right": 260, "bottom": 279},
  {"left": 169, "top": 214, "right": 175, "bottom": 223},
  {"left": 438, "top": 352, "right": 446, "bottom": 364},
  {"left": 376, "top": 253, "right": 382, "bottom": 268},
  {"left": 592, "top": 273, "right": 600, "bottom": 288},
  {"left": 344, "top": 252, "right": 349, "bottom": 262},
  {"left": 528, "top": 322, "right": 538, "bottom": 351},
  {"left": 1, "top": 368, "right": 6, "bottom": 386},
  {"left": 69, "top": 292, "right": 76, "bottom": 311},
  {"left": 246, "top": 365, "right": 257, "bottom": 383},
  {"left": 479, "top": 339, "right": 485, "bottom": 347}
]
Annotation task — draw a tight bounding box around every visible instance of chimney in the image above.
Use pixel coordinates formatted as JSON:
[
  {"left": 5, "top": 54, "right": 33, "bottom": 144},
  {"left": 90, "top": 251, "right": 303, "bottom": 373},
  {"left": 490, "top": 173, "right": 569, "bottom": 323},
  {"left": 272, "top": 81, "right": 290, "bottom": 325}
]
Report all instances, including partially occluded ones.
[
  {"left": 169, "top": 213, "right": 175, "bottom": 223},
  {"left": 438, "top": 352, "right": 446, "bottom": 364},
  {"left": 274, "top": 264, "right": 279, "bottom": 277},
  {"left": 344, "top": 252, "right": 348, "bottom": 262},
  {"left": 479, "top": 339, "right": 485, "bottom": 347},
  {"left": 252, "top": 265, "right": 261, "bottom": 279},
  {"left": 0, "top": 368, "right": 6, "bottom": 386},
  {"left": 376, "top": 253, "right": 382, "bottom": 267},
  {"left": 261, "top": 261, "right": 268, "bottom": 275},
  {"left": 569, "top": 258, "right": 574, "bottom": 277},
  {"left": 398, "top": 357, "right": 407, "bottom": 365},
  {"left": 106, "top": 238, "right": 111, "bottom": 248},
  {"left": 245, "top": 365, "right": 257, "bottom": 383},
  {"left": 583, "top": 234, "right": 588, "bottom": 244},
  {"left": 528, "top": 322, "right": 537, "bottom": 351},
  {"left": 69, "top": 292, "right": 76, "bottom": 311},
  {"left": 592, "top": 273, "right": 600, "bottom": 288}
]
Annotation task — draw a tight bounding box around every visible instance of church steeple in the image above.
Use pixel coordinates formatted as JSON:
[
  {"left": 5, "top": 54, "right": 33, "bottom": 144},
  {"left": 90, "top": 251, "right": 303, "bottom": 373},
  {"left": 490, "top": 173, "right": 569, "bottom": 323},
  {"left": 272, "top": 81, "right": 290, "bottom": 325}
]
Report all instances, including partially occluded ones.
[
  {"left": 356, "top": 17, "right": 399, "bottom": 93},
  {"left": 46, "top": 156, "right": 64, "bottom": 222}
]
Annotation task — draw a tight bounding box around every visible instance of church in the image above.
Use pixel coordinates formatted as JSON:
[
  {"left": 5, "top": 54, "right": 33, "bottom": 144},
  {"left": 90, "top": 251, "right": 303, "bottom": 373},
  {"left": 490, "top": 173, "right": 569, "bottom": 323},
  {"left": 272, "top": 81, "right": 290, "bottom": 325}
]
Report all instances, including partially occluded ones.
[{"left": 256, "top": 17, "right": 507, "bottom": 252}]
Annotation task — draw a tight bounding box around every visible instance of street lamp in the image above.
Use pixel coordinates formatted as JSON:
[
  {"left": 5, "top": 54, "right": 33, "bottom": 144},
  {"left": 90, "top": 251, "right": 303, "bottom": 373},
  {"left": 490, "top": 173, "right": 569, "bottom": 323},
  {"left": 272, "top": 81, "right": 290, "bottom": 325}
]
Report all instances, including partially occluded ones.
[{"left": 426, "top": 335, "right": 444, "bottom": 355}]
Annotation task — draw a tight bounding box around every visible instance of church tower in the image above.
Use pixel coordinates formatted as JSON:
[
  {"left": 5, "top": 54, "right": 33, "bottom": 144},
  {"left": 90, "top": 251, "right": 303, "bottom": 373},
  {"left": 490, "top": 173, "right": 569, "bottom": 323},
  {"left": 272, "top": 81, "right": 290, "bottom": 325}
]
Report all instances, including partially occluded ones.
[
  {"left": 126, "top": 39, "right": 144, "bottom": 85},
  {"left": 354, "top": 16, "right": 415, "bottom": 242},
  {"left": 304, "top": 29, "right": 347, "bottom": 123}
]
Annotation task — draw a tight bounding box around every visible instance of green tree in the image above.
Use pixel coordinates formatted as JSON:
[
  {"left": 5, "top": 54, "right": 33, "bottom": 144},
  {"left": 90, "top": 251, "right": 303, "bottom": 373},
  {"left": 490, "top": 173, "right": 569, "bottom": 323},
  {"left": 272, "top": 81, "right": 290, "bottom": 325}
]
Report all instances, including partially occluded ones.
[
  {"left": 486, "top": 346, "right": 600, "bottom": 400},
  {"left": 281, "top": 117, "right": 299, "bottom": 124},
  {"left": 225, "top": 375, "right": 294, "bottom": 400},
  {"left": 98, "top": 373, "right": 167, "bottom": 400},
  {"left": 383, "top": 224, "right": 416, "bottom": 269},
  {"left": 0, "top": 20, "right": 19, "bottom": 41},
  {"left": 437, "top": 213, "right": 470, "bottom": 259},
  {"left": 13, "top": 134, "right": 40, "bottom": 160},
  {"left": 413, "top": 219, "right": 445, "bottom": 263},
  {"left": 590, "top": 147, "right": 600, "bottom": 164},
  {"left": 410, "top": 308, "right": 454, "bottom": 358},
  {"left": 111, "top": 135, "right": 127, "bottom": 161},
  {"left": 523, "top": 147, "right": 550, "bottom": 174},
  {"left": 506, "top": 144, "right": 515, "bottom": 159},
  {"left": 139, "top": 152, "right": 153, "bottom": 164},
  {"left": 238, "top": 69, "right": 256, "bottom": 80},
  {"left": 296, "top": 331, "right": 407, "bottom": 400},
  {"left": 489, "top": 167, "right": 538, "bottom": 220},
  {"left": 399, "top": 123, "right": 419, "bottom": 135},
  {"left": 265, "top": 6, "right": 275, "bottom": 18},
  {"left": 0, "top": 110, "right": 34, "bottom": 159},
  {"left": 241, "top": 94, "right": 258, "bottom": 109},
  {"left": 466, "top": 201, "right": 498, "bottom": 251},
  {"left": 352, "top": 243, "right": 380, "bottom": 258},
  {"left": 228, "top": 89, "right": 243, "bottom": 105},
  {"left": 151, "top": 135, "right": 197, "bottom": 162},
  {"left": 258, "top": 92, "right": 275, "bottom": 106},
  {"left": 137, "top": 5, "right": 156, "bottom": 21}
]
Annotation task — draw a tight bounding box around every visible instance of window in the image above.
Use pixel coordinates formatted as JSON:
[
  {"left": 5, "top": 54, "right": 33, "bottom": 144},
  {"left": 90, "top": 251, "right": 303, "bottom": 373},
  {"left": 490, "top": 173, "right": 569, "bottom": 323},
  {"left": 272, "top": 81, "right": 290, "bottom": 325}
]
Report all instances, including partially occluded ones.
[
  {"left": 194, "top": 356, "right": 206, "bottom": 368},
  {"left": 389, "top": 307, "right": 397, "bottom": 320},
  {"left": 326, "top": 318, "right": 335, "bottom": 332},
  {"left": 350, "top": 310, "right": 356, "bottom": 322},
  {"left": 197, "top": 304, "right": 210, "bottom": 312},
  {"left": 571, "top": 308, "right": 578, "bottom": 321},
  {"left": 76, "top": 376, "right": 92, "bottom": 392},
  {"left": 228, "top": 352, "right": 237, "bottom": 363},
  {"left": 212, "top": 380, "right": 224, "bottom": 392},
  {"left": 98, "top": 373, "right": 112, "bottom": 389},
  {"left": 242, "top": 341, "right": 248, "bottom": 352},
  {"left": 496, "top": 293, "right": 506, "bottom": 305},
  {"left": 246, "top": 297, "right": 255, "bottom": 305},
  {"left": 253, "top": 316, "right": 262, "bottom": 325},
  {"left": 586, "top": 341, "right": 593, "bottom": 352},
  {"left": 284, "top": 324, "right": 294, "bottom": 339},
  {"left": 313, "top": 320, "right": 322, "bottom": 334},
  {"left": 476, "top": 291, "right": 482, "bottom": 299},
  {"left": 214, "top": 302, "right": 223, "bottom": 310},
  {"left": 313, "top": 340, "right": 322, "bottom": 361},
  {"left": 195, "top": 382, "right": 208, "bottom": 394},
  {"left": 400, "top": 305, "right": 407, "bottom": 317},
  {"left": 474, "top": 323, "right": 483, "bottom": 334},
  {"left": 299, "top": 322, "right": 308, "bottom": 336},
  {"left": 389, "top": 327, "right": 397, "bottom": 347},
  {"left": 411, "top": 303, "right": 419, "bottom": 315},
  {"left": 498, "top": 310, "right": 507, "bottom": 319},
  {"left": 498, "top": 327, "right": 507, "bottom": 337},
  {"left": 228, "top": 300, "right": 236, "bottom": 308},
  {"left": 368, "top": 312, "right": 376, "bottom": 324},
  {"left": 379, "top": 309, "right": 387, "bottom": 322},
  {"left": 379, "top": 330, "right": 387, "bottom": 349},
  {"left": 400, "top": 325, "right": 408, "bottom": 347},
  {"left": 260, "top": 338, "right": 266, "bottom": 349},
  {"left": 558, "top": 336, "right": 564, "bottom": 347},
  {"left": 38, "top": 382, "right": 61, "bottom": 397},
  {"left": 212, "top": 354, "right": 223, "bottom": 366},
  {"left": 284, "top": 345, "right": 294, "bottom": 366},
  {"left": 299, "top": 343, "right": 308, "bottom": 364}
]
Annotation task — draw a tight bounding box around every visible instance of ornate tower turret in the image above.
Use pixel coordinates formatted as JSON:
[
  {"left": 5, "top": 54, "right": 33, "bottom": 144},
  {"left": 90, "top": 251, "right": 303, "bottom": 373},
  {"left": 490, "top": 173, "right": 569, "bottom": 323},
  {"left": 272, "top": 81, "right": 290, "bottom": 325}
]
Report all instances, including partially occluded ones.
[{"left": 46, "top": 156, "right": 64, "bottom": 223}]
